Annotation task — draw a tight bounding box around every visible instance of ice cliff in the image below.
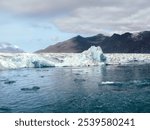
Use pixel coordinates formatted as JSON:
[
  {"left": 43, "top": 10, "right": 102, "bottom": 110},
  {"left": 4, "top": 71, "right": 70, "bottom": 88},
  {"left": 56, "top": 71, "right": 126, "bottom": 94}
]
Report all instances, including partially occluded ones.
[{"left": 0, "top": 46, "right": 105, "bottom": 70}]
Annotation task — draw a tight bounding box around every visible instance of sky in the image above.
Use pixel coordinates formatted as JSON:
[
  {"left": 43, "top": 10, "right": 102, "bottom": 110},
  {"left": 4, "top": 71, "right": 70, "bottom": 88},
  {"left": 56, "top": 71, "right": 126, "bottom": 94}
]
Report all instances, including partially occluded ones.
[{"left": 0, "top": 0, "right": 150, "bottom": 52}]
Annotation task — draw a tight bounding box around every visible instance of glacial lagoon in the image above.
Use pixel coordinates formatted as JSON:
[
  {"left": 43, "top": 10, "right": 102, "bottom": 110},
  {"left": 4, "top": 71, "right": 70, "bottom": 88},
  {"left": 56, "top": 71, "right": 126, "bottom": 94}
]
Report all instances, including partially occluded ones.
[{"left": 0, "top": 65, "right": 150, "bottom": 113}]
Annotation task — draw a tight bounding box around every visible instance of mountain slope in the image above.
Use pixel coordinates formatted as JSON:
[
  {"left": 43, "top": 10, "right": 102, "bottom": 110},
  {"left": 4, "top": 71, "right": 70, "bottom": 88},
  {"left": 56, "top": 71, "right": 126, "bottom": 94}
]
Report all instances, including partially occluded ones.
[
  {"left": 36, "top": 34, "right": 108, "bottom": 53},
  {"left": 99, "top": 31, "right": 150, "bottom": 53},
  {"left": 36, "top": 31, "right": 150, "bottom": 53},
  {"left": 0, "top": 43, "right": 24, "bottom": 53}
]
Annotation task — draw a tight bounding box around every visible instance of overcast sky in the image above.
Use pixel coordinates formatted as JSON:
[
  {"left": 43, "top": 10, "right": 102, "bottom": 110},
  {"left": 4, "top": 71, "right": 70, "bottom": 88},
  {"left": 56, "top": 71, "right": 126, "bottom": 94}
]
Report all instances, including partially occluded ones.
[{"left": 0, "top": 0, "right": 150, "bottom": 52}]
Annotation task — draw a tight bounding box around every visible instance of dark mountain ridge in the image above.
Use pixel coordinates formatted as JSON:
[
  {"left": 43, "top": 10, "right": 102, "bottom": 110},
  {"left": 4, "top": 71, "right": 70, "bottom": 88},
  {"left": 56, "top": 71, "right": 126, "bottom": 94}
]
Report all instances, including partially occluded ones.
[{"left": 36, "top": 31, "right": 150, "bottom": 53}]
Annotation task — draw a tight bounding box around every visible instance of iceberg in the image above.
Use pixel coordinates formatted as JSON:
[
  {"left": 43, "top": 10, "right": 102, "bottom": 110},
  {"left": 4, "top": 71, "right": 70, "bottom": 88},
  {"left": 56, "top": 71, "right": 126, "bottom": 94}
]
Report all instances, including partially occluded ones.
[{"left": 0, "top": 46, "right": 105, "bottom": 70}]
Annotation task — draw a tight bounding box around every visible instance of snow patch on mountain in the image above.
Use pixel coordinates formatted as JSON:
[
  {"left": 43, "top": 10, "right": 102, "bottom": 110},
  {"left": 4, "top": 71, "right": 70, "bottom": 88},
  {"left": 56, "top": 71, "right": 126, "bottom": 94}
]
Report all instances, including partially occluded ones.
[
  {"left": 131, "top": 32, "right": 143, "bottom": 41},
  {"left": 0, "top": 43, "right": 24, "bottom": 53}
]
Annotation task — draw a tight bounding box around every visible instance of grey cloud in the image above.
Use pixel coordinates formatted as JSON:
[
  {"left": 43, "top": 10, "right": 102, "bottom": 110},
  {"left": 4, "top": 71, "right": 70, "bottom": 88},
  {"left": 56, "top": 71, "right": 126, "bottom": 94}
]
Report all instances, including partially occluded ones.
[
  {"left": 0, "top": 0, "right": 108, "bottom": 15},
  {"left": 53, "top": 0, "right": 150, "bottom": 34},
  {"left": 1, "top": 0, "right": 145, "bottom": 15},
  {"left": 0, "top": 0, "right": 150, "bottom": 34}
]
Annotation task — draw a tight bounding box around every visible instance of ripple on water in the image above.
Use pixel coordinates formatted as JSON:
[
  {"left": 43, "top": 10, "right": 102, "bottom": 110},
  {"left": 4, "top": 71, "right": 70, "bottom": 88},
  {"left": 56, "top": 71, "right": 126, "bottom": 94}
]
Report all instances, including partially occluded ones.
[
  {"left": 21, "top": 86, "right": 40, "bottom": 91},
  {"left": 4, "top": 80, "right": 16, "bottom": 84},
  {"left": 74, "top": 78, "right": 86, "bottom": 83},
  {"left": 0, "top": 107, "right": 12, "bottom": 113}
]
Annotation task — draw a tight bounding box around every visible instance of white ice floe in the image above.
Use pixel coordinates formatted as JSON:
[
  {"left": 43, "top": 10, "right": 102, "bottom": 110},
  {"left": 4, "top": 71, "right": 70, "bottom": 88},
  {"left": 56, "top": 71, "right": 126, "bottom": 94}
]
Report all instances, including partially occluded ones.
[
  {"left": 101, "top": 81, "right": 116, "bottom": 85},
  {"left": 0, "top": 46, "right": 105, "bottom": 70}
]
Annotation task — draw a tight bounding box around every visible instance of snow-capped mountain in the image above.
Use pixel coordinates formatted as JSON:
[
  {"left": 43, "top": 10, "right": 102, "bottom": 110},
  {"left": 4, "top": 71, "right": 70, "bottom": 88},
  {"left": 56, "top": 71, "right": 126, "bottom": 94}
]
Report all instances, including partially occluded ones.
[{"left": 0, "top": 43, "right": 24, "bottom": 53}]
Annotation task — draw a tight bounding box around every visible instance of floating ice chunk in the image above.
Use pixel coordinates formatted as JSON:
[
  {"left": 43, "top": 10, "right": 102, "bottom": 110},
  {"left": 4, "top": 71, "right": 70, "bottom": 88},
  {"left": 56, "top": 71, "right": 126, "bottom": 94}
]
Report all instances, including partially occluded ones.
[{"left": 101, "top": 81, "right": 115, "bottom": 85}]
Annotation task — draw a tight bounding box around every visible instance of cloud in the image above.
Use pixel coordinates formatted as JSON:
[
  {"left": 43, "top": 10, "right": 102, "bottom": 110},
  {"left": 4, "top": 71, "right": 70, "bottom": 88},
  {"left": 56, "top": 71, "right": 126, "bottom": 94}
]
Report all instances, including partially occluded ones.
[
  {"left": 53, "top": 0, "right": 150, "bottom": 34},
  {"left": 0, "top": 0, "right": 102, "bottom": 15},
  {"left": 50, "top": 35, "right": 60, "bottom": 42},
  {"left": 0, "top": 0, "right": 150, "bottom": 34},
  {"left": 31, "top": 23, "right": 52, "bottom": 30},
  {"left": 1, "top": 0, "right": 146, "bottom": 16}
]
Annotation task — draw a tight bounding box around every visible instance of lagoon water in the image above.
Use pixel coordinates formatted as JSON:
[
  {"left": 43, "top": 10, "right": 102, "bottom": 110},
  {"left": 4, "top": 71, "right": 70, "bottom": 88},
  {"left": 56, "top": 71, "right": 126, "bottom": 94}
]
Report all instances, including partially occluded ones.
[{"left": 0, "top": 65, "right": 150, "bottom": 113}]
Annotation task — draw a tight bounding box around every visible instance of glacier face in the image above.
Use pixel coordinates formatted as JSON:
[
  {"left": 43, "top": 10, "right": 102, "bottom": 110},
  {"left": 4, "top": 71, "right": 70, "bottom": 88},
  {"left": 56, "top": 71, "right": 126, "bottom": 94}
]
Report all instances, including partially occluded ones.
[
  {"left": 0, "top": 46, "right": 105, "bottom": 70},
  {"left": 105, "top": 54, "right": 150, "bottom": 65}
]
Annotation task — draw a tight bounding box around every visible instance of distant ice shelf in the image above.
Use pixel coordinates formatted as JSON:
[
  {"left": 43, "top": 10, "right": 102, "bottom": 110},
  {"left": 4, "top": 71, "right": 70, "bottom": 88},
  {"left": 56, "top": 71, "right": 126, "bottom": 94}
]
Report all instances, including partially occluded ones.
[
  {"left": 1, "top": 46, "right": 150, "bottom": 70},
  {"left": 0, "top": 46, "right": 105, "bottom": 70},
  {"left": 105, "top": 54, "right": 150, "bottom": 65}
]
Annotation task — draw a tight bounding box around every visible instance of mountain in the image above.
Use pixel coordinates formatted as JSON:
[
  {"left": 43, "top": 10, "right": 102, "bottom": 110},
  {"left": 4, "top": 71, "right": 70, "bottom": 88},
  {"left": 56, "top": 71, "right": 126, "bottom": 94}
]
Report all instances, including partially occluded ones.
[
  {"left": 36, "top": 34, "right": 108, "bottom": 53},
  {"left": 36, "top": 31, "right": 150, "bottom": 53},
  {"left": 0, "top": 43, "right": 24, "bottom": 53},
  {"left": 100, "top": 31, "right": 150, "bottom": 53}
]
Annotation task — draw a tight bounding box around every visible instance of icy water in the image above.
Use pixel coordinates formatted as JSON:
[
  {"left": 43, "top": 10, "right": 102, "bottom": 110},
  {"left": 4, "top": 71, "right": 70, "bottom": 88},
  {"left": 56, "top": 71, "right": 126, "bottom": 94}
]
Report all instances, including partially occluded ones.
[{"left": 0, "top": 64, "right": 150, "bottom": 113}]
